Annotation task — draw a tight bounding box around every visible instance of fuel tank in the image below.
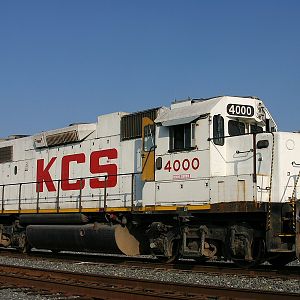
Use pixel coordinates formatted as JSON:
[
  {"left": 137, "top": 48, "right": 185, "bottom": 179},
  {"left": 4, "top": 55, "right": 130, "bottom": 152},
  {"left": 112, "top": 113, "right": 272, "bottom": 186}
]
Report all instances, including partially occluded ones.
[
  {"left": 20, "top": 213, "right": 89, "bottom": 225},
  {"left": 26, "top": 223, "right": 141, "bottom": 256}
]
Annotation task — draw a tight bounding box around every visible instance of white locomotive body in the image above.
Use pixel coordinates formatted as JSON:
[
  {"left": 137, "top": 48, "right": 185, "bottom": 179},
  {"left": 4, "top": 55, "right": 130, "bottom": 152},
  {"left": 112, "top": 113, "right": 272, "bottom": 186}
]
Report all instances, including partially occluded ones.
[{"left": 0, "top": 95, "right": 299, "bottom": 266}]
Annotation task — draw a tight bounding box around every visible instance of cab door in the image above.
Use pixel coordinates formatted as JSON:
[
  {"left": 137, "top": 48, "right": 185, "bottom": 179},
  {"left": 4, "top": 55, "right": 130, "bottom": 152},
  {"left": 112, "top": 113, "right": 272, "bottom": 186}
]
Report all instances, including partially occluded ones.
[{"left": 141, "top": 117, "right": 156, "bottom": 181}]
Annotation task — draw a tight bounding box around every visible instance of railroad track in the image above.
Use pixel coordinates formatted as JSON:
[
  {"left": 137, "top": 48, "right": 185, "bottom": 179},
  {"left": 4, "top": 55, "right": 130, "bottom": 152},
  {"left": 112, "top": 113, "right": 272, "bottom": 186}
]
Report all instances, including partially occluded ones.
[
  {"left": 0, "top": 264, "right": 299, "bottom": 300},
  {"left": 1, "top": 248, "right": 299, "bottom": 281}
]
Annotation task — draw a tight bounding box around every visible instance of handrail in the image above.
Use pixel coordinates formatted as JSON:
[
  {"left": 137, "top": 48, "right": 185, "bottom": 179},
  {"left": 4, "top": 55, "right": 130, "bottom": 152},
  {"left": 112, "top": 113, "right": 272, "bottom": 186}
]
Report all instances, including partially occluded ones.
[
  {"left": 18, "top": 183, "right": 22, "bottom": 213},
  {"left": 0, "top": 171, "right": 142, "bottom": 188},
  {"left": 1, "top": 185, "right": 4, "bottom": 213},
  {"left": 208, "top": 131, "right": 261, "bottom": 141},
  {"left": 0, "top": 172, "right": 141, "bottom": 213},
  {"left": 235, "top": 149, "right": 254, "bottom": 154},
  {"left": 103, "top": 175, "right": 107, "bottom": 212},
  {"left": 56, "top": 180, "right": 61, "bottom": 213},
  {"left": 79, "top": 178, "right": 83, "bottom": 213},
  {"left": 131, "top": 173, "right": 135, "bottom": 211}
]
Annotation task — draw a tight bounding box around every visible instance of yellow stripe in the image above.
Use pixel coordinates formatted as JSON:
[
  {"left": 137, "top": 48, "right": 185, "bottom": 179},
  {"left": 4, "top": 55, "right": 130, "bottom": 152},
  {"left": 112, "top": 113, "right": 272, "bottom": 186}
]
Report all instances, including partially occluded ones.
[
  {"left": 144, "top": 204, "right": 210, "bottom": 211},
  {"left": 186, "top": 204, "right": 210, "bottom": 211},
  {"left": 148, "top": 205, "right": 178, "bottom": 211},
  {"left": 1, "top": 210, "right": 19, "bottom": 214},
  {"left": 56, "top": 208, "right": 79, "bottom": 213},
  {"left": 81, "top": 208, "right": 102, "bottom": 213},
  {"left": 105, "top": 207, "right": 132, "bottom": 212},
  {"left": 20, "top": 209, "right": 39, "bottom": 214},
  {"left": 0, "top": 204, "right": 211, "bottom": 214}
]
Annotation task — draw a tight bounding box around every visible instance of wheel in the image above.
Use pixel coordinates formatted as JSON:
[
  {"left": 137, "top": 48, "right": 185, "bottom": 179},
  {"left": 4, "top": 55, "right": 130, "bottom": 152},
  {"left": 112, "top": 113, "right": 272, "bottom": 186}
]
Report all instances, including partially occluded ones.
[
  {"left": 230, "top": 238, "right": 265, "bottom": 268},
  {"left": 155, "top": 254, "right": 179, "bottom": 263},
  {"left": 18, "top": 232, "right": 31, "bottom": 254},
  {"left": 154, "top": 240, "right": 180, "bottom": 263},
  {"left": 268, "top": 253, "right": 296, "bottom": 267}
]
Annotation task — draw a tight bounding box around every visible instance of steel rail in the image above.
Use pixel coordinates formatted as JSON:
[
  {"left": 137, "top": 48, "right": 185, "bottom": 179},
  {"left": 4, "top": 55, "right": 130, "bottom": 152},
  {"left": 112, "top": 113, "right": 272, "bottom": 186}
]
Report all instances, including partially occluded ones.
[
  {"left": 0, "top": 248, "right": 299, "bottom": 280},
  {"left": 0, "top": 264, "right": 298, "bottom": 300},
  {"left": 25, "top": 252, "right": 300, "bottom": 280}
]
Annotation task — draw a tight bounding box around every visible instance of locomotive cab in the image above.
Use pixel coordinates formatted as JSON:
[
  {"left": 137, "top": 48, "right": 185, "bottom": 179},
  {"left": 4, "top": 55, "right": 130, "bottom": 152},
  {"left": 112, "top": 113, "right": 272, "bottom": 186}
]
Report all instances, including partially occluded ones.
[{"left": 141, "top": 96, "right": 277, "bottom": 206}]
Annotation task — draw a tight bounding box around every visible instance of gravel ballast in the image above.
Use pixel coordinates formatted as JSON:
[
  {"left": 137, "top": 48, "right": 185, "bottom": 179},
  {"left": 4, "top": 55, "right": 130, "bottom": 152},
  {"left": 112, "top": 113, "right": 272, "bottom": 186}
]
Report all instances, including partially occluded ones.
[{"left": 0, "top": 254, "right": 299, "bottom": 299}]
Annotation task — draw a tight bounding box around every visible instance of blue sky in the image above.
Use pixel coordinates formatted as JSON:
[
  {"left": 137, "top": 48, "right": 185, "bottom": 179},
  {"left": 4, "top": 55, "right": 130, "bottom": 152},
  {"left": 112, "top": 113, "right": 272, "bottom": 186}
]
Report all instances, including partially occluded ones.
[{"left": 0, "top": 1, "right": 299, "bottom": 136}]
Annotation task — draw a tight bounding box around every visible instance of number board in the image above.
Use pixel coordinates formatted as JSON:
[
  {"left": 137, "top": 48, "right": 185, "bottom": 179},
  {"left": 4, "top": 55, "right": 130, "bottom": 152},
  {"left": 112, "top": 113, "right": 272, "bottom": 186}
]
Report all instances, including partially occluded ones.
[{"left": 227, "top": 104, "right": 254, "bottom": 117}]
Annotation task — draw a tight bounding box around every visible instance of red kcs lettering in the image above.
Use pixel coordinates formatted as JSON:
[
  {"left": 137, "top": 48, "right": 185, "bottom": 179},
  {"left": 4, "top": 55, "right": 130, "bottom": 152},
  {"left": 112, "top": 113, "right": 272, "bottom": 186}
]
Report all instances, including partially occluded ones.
[
  {"left": 61, "top": 153, "right": 85, "bottom": 191},
  {"left": 36, "top": 157, "right": 57, "bottom": 192},
  {"left": 90, "top": 149, "right": 118, "bottom": 189},
  {"left": 36, "top": 149, "right": 118, "bottom": 192}
]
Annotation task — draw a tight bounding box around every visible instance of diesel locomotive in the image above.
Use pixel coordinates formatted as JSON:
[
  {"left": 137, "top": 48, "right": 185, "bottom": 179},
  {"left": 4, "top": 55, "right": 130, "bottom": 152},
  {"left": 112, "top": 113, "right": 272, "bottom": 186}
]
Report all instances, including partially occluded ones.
[{"left": 0, "top": 95, "right": 299, "bottom": 267}]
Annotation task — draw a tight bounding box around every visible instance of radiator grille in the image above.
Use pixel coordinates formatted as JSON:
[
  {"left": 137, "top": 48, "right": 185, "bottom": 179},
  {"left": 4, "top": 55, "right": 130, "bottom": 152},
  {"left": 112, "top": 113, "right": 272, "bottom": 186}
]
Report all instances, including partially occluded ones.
[
  {"left": 46, "top": 130, "right": 78, "bottom": 147},
  {"left": 121, "top": 108, "right": 159, "bottom": 141},
  {"left": 0, "top": 146, "right": 13, "bottom": 163}
]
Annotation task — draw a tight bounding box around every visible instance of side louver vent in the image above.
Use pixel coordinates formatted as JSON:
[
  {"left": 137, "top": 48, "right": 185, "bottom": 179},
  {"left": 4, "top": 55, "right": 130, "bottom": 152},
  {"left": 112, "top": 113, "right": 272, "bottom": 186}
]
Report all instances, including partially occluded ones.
[
  {"left": 121, "top": 108, "right": 159, "bottom": 141},
  {"left": 0, "top": 146, "right": 13, "bottom": 163},
  {"left": 46, "top": 130, "right": 79, "bottom": 147}
]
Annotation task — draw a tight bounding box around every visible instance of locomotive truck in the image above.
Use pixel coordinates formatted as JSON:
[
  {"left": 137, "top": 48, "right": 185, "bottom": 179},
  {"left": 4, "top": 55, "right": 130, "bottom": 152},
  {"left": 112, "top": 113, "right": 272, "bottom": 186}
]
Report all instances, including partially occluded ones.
[{"left": 0, "top": 95, "right": 299, "bottom": 267}]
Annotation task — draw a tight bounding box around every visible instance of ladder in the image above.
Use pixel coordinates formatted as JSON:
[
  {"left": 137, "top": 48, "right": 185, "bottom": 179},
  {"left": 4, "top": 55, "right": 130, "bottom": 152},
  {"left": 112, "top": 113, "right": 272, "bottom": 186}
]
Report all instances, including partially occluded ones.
[{"left": 290, "top": 170, "right": 300, "bottom": 232}]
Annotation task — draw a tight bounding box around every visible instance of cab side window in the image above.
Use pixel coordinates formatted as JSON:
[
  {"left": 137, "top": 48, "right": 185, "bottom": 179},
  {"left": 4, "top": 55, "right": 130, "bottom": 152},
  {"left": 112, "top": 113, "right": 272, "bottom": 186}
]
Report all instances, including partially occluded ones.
[
  {"left": 250, "top": 124, "right": 263, "bottom": 133},
  {"left": 213, "top": 115, "right": 224, "bottom": 146},
  {"left": 228, "top": 120, "right": 245, "bottom": 136},
  {"left": 143, "top": 124, "right": 155, "bottom": 152},
  {"left": 169, "top": 123, "right": 195, "bottom": 152}
]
